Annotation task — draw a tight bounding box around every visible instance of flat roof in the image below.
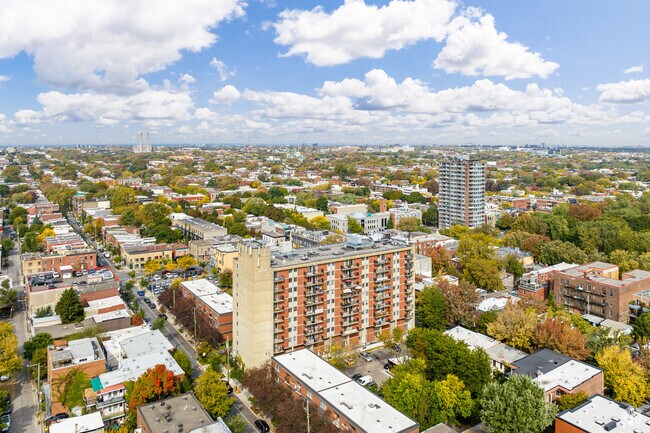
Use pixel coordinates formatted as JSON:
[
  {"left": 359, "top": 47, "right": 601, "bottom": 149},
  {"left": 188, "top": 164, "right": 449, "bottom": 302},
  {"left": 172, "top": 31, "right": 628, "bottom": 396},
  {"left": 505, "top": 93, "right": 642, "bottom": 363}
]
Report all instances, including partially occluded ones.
[
  {"left": 99, "top": 350, "right": 184, "bottom": 389},
  {"left": 181, "top": 279, "right": 222, "bottom": 297},
  {"left": 137, "top": 393, "right": 214, "bottom": 433},
  {"left": 262, "top": 239, "right": 412, "bottom": 269},
  {"left": 50, "top": 412, "right": 103, "bottom": 433},
  {"left": 119, "top": 329, "right": 174, "bottom": 358},
  {"left": 319, "top": 381, "right": 418, "bottom": 433},
  {"left": 199, "top": 292, "right": 233, "bottom": 315},
  {"left": 511, "top": 349, "right": 571, "bottom": 376},
  {"left": 444, "top": 326, "right": 499, "bottom": 351},
  {"left": 273, "top": 349, "right": 418, "bottom": 433},
  {"left": 273, "top": 350, "right": 351, "bottom": 392},
  {"left": 87, "top": 295, "right": 124, "bottom": 310},
  {"left": 558, "top": 394, "right": 650, "bottom": 433},
  {"left": 533, "top": 359, "right": 602, "bottom": 392}
]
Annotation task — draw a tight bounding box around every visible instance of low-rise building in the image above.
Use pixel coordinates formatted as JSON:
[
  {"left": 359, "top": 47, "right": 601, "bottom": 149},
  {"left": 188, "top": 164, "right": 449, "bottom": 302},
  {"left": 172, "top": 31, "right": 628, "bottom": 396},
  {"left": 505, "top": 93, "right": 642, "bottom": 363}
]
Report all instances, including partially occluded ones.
[
  {"left": 22, "top": 249, "right": 97, "bottom": 277},
  {"left": 554, "top": 262, "right": 650, "bottom": 323},
  {"left": 48, "top": 338, "right": 107, "bottom": 414},
  {"left": 172, "top": 216, "right": 227, "bottom": 240},
  {"left": 444, "top": 326, "right": 526, "bottom": 373},
  {"left": 188, "top": 239, "right": 212, "bottom": 261},
  {"left": 509, "top": 349, "right": 604, "bottom": 403},
  {"left": 136, "top": 392, "right": 231, "bottom": 433},
  {"left": 49, "top": 412, "right": 105, "bottom": 433},
  {"left": 555, "top": 394, "right": 649, "bottom": 433},
  {"left": 211, "top": 242, "right": 239, "bottom": 272},
  {"left": 179, "top": 279, "right": 233, "bottom": 340},
  {"left": 121, "top": 244, "right": 174, "bottom": 270},
  {"left": 273, "top": 349, "right": 419, "bottom": 433},
  {"left": 518, "top": 262, "right": 578, "bottom": 302},
  {"left": 326, "top": 211, "right": 390, "bottom": 235}
]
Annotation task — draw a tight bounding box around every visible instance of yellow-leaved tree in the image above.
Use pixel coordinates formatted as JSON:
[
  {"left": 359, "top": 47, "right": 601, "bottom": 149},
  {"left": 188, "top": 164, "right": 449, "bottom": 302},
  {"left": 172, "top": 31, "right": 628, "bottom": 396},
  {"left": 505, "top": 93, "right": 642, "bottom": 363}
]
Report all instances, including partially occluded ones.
[
  {"left": 0, "top": 322, "right": 22, "bottom": 377},
  {"left": 486, "top": 301, "right": 538, "bottom": 350},
  {"left": 595, "top": 345, "right": 648, "bottom": 406}
]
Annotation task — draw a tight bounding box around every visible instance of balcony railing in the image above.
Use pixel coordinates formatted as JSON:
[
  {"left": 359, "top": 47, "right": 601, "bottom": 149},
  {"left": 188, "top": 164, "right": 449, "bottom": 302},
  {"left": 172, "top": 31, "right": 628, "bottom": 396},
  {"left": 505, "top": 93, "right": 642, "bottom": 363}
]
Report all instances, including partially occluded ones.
[
  {"left": 274, "top": 305, "right": 284, "bottom": 313},
  {"left": 375, "top": 285, "right": 391, "bottom": 292},
  {"left": 274, "top": 276, "right": 285, "bottom": 283}
]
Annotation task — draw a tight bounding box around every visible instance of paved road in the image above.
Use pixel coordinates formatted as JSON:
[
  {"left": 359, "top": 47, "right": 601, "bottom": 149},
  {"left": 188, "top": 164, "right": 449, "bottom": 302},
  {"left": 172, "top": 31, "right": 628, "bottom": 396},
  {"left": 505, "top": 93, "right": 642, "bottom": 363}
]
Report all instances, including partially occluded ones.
[
  {"left": 1, "top": 231, "right": 40, "bottom": 433},
  {"left": 67, "top": 217, "right": 261, "bottom": 432}
]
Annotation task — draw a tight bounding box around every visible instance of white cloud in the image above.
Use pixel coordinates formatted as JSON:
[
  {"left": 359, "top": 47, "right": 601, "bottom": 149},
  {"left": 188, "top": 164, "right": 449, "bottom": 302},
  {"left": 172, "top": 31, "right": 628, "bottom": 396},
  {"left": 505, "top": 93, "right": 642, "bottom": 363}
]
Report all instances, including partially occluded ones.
[
  {"left": 0, "top": 0, "right": 245, "bottom": 92},
  {"left": 15, "top": 89, "right": 193, "bottom": 126},
  {"left": 597, "top": 79, "right": 650, "bottom": 103},
  {"left": 210, "top": 58, "right": 236, "bottom": 81},
  {"left": 434, "top": 13, "right": 559, "bottom": 79},
  {"left": 273, "top": 0, "right": 456, "bottom": 66},
  {"left": 209, "top": 85, "right": 241, "bottom": 104},
  {"left": 0, "top": 75, "right": 10, "bottom": 83},
  {"left": 624, "top": 64, "right": 644, "bottom": 74},
  {"left": 179, "top": 74, "right": 196, "bottom": 84}
]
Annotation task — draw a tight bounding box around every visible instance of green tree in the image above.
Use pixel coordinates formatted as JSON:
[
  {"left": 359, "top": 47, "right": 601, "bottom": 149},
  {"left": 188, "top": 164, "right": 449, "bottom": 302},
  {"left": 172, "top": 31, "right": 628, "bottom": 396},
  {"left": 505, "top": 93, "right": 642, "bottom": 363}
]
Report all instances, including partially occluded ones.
[
  {"left": 315, "top": 196, "right": 329, "bottom": 212},
  {"left": 194, "top": 367, "right": 233, "bottom": 419},
  {"left": 152, "top": 316, "right": 166, "bottom": 331},
  {"left": 309, "top": 216, "right": 331, "bottom": 231},
  {"left": 416, "top": 286, "right": 447, "bottom": 331},
  {"left": 538, "top": 240, "right": 587, "bottom": 265},
  {"left": 422, "top": 206, "right": 438, "bottom": 227},
  {"left": 0, "top": 286, "right": 17, "bottom": 308},
  {"left": 596, "top": 345, "right": 649, "bottom": 406},
  {"left": 24, "top": 332, "right": 53, "bottom": 360},
  {"left": 480, "top": 374, "right": 557, "bottom": 433},
  {"left": 503, "top": 255, "right": 525, "bottom": 280},
  {"left": 219, "top": 269, "right": 233, "bottom": 289},
  {"left": 633, "top": 313, "right": 650, "bottom": 340},
  {"left": 55, "top": 288, "right": 85, "bottom": 324},
  {"left": 431, "top": 374, "right": 474, "bottom": 426},
  {"left": 173, "top": 350, "right": 194, "bottom": 379},
  {"left": 224, "top": 415, "right": 247, "bottom": 433},
  {"left": 347, "top": 216, "right": 364, "bottom": 234},
  {"left": 557, "top": 391, "right": 588, "bottom": 411},
  {"left": 463, "top": 258, "right": 503, "bottom": 292}
]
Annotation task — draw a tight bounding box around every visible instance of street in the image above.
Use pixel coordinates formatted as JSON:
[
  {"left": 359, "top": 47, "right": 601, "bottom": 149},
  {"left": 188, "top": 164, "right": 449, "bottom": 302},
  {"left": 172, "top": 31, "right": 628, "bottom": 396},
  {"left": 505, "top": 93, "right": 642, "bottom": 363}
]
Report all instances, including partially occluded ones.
[
  {"left": 2, "top": 226, "right": 40, "bottom": 433},
  {"left": 67, "top": 217, "right": 262, "bottom": 432}
]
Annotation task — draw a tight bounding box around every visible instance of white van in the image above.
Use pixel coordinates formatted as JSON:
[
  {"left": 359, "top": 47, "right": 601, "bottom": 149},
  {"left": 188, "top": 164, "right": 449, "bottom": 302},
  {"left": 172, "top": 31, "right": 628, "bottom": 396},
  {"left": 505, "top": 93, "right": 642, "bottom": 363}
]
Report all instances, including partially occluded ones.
[{"left": 356, "top": 375, "right": 374, "bottom": 386}]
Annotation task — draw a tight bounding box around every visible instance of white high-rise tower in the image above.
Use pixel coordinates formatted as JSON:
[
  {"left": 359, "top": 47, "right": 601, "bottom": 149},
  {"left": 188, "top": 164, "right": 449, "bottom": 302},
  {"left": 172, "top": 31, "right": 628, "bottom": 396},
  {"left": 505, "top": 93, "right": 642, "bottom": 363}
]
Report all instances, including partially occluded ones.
[{"left": 133, "top": 131, "right": 152, "bottom": 153}]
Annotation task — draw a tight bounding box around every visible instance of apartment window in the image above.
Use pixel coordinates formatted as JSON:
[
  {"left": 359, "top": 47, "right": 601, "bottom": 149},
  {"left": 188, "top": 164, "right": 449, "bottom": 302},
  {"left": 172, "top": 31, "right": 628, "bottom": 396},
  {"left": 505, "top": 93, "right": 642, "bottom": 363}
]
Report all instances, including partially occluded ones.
[
  {"left": 320, "top": 402, "right": 326, "bottom": 410},
  {"left": 609, "top": 290, "right": 613, "bottom": 297},
  {"left": 306, "top": 390, "right": 312, "bottom": 400}
]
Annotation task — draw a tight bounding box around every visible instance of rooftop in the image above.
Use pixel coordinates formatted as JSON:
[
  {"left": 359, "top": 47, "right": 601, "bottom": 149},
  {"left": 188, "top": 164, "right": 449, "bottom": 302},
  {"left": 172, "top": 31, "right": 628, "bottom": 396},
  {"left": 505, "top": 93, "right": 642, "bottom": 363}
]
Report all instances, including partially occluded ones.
[
  {"left": 273, "top": 349, "right": 418, "bottom": 433},
  {"left": 99, "top": 350, "right": 184, "bottom": 389},
  {"left": 119, "top": 329, "right": 174, "bottom": 358},
  {"left": 49, "top": 412, "right": 104, "bottom": 433},
  {"left": 533, "top": 359, "right": 602, "bottom": 392},
  {"left": 251, "top": 237, "right": 412, "bottom": 269},
  {"left": 137, "top": 392, "right": 214, "bottom": 433},
  {"left": 181, "top": 279, "right": 222, "bottom": 297},
  {"left": 510, "top": 349, "right": 572, "bottom": 376},
  {"left": 558, "top": 394, "right": 650, "bottom": 433},
  {"left": 199, "top": 292, "right": 233, "bottom": 316}
]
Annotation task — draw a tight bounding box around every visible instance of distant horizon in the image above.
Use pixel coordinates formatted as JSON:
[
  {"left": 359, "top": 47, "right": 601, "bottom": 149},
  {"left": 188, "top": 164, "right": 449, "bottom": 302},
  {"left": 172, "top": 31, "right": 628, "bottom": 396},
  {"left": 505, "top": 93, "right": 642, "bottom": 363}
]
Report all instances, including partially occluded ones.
[{"left": 1, "top": 1, "right": 650, "bottom": 146}]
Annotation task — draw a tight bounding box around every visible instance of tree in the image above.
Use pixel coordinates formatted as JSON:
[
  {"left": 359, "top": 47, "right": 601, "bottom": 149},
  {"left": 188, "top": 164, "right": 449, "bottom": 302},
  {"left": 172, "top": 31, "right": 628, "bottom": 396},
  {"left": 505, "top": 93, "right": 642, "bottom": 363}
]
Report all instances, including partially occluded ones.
[
  {"left": 55, "top": 368, "right": 90, "bottom": 410},
  {"left": 24, "top": 332, "right": 53, "bottom": 360},
  {"left": 532, "top": 318, "right": 589, "bottom": 360},
  {"left": 437, "top": 279, "right": 480, "bottom": 326},
  {"left": 486, "top": 302, "right": 538, "bottom": 350},
  {"left": 224, "top": 415, "right": 248, "bottom": 433},
  {"left": 0, "top": 323, "right": 21, "bottom": 377},
  {"left": 422, "top": 206, "right": 438, "bottom": 227},
  {"left": 457, "top": 232, "right": 497, "bottom": 264},
  {"left": 195, "top": 367, "right": 233, "bottom": 419},
  {"left": 634, "top": 313, "right": 650, "bottom": 341},
  {"left": 538, "top": 240, "right": 587, "bottom": 265},
  {"left": 315, "top": 196, "right": 329, "bottom": 212},
  {"left": 480, "top": 374, "right": 557, "bottom": 433},
  {"left": 55, "top": 288, "right": 85, "bottom": 324},
  {"left": 129, "top": 364, "right": 180, "bottom": 408},
  {"left": 557, "top": 391, "right": 588, "bottom": 411},
  {"left": 416, "top": 286, "right": 447, "bottom": 330},
  {"left": 397, "top": 217, "right": 421, "bottom": 232},
  {"left": 309, "top": 215, "right": 331, "bottom": 231},
  {"left": 463, "top": 258, "right": 503, "bottom": 292},
  {"left": 0, "top": 286, "right": 16, "bottom": 308},
  {"left": 406, "top": 328, "right": 492, "bottom": 397},
  {"left": 144, "top": 259, "right": 163, "bottom": 275},
  {"left": 347, "top": 216, "right": 364, "bottom": 234},
  {"left": 609, "top": 249, "right": 640, "bottom": 274},
  {"left": 430, "top": 246, "right": 454, "bottom": 275},
  {"left": 173, "top": 350, "right": 194, "bottom": 379},
  {"left": 431, "top": 374, "right": 474, "bottom": 426},
  {"left": 503, "top": 255, "right": 525, "bottom": 280},
  {"left": 152, "top": 316, "right": 166, "bottom": 331},
  {"left": 176, "top": 255, "right": 196, "bottom": 269},
  {"left": 595, "top": 345, "right": 649, "bottom": 406},
  {"left": 219, "top": 269, "right": 233, "bottom": 289}
]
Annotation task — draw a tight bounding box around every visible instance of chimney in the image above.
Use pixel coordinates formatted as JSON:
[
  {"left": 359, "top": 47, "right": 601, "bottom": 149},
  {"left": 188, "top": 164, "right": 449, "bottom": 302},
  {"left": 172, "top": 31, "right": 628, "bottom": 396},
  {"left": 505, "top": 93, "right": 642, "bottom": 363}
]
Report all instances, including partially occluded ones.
[
  {"left": 378, "top": 198, "right": 387, "bottom": 213},
  {"left": 139, "top": 131, "right": 143, "bottom": 147}
]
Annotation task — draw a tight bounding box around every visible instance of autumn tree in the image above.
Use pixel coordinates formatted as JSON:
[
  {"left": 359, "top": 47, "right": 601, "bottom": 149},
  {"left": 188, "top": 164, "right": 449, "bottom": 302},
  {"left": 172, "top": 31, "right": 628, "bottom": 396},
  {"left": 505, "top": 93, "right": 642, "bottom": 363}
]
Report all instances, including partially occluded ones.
[
  {"left": 480, "top": 374, "right": 557, "bottom": 433},
  {"left": 487, "top": 302, "right": 538, "bottom": 350},
  {"left": 194, "top": 367, "right": 233, "bottom": 419},
  {"left": 532, "top": 318, "right": 589, "bottom": 360},
  {"left": 463, "top": 258, "right": 503, "bottom": 292},
  {"left": 397, "top": 217, "right": 421, "bottom": 232},
  {"left": 144, "top": 259, "right": 163, "bottom": 275},
  {"left": 0, "top": 323, "right": 21, "bottom": 377},
  {"left": 538, "top": 240, "right": 587, "bottom": 265},
  {"left": 437, "top": 279, "right": 480, "bottom": 327},
  {"left": 347, "top": 216, "right": 364, "bottom": 234},
  {"left": 309, "top": 215, "right": 331, "bottom": 231},
  {"left": 557, "top": 391, "right": 588, "bottom": 411},
  {"left": 176, "top": 255, "right": 196, "bottom": 269},
  {"left": 129, "top": 364, "right": 180, "bottom": 409},
  {"left": 595, "top": 345, "right": 649, "bottom": 406}
]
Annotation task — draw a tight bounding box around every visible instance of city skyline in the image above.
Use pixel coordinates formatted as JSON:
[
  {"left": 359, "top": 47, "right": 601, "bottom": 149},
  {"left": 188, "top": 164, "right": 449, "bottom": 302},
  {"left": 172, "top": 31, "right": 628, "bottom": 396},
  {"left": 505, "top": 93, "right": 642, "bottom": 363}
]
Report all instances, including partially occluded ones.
[{"left": 0, "top": 1, "right": 649, "bottom": 146}]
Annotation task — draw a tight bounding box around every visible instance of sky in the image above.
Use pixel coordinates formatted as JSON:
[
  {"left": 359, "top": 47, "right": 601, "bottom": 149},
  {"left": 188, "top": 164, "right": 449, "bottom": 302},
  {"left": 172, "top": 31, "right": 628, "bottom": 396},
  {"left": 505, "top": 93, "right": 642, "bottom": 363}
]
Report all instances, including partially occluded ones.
[{"left": 0, "top": 0, "right": 649, "bottom": 147}]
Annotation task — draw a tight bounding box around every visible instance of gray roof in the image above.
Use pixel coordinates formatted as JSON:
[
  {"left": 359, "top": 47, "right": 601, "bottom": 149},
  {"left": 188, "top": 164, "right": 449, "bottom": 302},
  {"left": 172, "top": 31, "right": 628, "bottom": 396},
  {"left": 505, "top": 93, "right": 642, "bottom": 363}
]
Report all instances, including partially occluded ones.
[
  {"left": 137, "top": 392, "right": 214, "bottom": 433},
  {"left": 510, "top": 349, "right": 571, "bottom": 376}
]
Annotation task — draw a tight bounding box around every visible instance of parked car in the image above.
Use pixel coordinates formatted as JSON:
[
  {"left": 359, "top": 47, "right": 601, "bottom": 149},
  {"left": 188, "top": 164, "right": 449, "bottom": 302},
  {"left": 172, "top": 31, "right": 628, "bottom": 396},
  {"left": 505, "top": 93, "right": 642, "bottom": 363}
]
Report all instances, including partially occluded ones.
[
  {"left": 0, "top": 376, "right": 9, "bottom": 382},
  {"left": 137, "top": 291, "right": 145, "bottom": 296},
  {"left": 254, "top": 420, "right": 270, "bottom": 433},
  {"left": 355, "top": 375, "right": 373, "bottom": 386},
  {"left": 73, "top": 270, "right": 82, "bottom": 277},
  {"left": 158, "top": 313, "right": 167, "bottom": 320},
  {"left": 393, "top": 344, "right": 402, "bottom": 352},
  {"left": 222, "top": 380, "right": 234, "bottom": 394},
  {"left": 351, "top": 373, "right": 363, "bottom": 382},
  {"left": 359, "top": 351, "right": 373, "bottom": 362}
]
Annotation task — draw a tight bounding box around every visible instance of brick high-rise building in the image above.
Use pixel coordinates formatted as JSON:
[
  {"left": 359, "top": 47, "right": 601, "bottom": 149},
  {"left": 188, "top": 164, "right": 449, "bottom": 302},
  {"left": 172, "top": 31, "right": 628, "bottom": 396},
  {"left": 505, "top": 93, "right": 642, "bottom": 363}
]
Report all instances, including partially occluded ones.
[
  {"left": 233, "top": 236, "right": 416, "bottom": 368},
  {"left": 438, "top": 155, "right": 485, "bottom": 228}
]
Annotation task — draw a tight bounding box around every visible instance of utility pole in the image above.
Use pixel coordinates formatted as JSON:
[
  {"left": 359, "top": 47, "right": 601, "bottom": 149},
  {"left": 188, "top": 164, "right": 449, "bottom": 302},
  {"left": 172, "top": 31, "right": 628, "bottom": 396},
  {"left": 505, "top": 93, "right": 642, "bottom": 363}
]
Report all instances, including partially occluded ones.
[
  {"left": 304, "top": 400, "right": 311, "bottom": 433},
  {"left": 193, "top": 307, "right": 197, "bottom": 346}
]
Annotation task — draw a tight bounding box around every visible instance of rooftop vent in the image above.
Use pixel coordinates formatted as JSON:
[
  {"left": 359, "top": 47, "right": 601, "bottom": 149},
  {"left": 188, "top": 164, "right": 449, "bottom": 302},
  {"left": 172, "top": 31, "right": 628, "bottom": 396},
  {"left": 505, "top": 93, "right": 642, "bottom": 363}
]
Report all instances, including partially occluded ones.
[
  {"left": 340, "top": 401, "right": 353, "bottom": 410},
  {"left": 603, "top": 421, "right": 617, "bottom": 432}
]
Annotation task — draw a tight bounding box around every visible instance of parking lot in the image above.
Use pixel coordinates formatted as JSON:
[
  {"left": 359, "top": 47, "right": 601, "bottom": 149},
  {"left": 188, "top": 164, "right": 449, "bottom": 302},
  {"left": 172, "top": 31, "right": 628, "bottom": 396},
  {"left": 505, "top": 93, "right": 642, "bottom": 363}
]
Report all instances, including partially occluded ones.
[{"left": 344, "top": 348, "right": 400, "bottom": 387}]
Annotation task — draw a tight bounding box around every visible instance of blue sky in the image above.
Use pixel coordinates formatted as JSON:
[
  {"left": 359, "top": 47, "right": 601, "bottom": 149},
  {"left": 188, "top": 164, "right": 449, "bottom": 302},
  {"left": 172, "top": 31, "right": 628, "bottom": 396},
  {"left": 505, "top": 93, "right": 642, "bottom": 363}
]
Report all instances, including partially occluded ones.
[{"left": 0, "top": 0, "right": 649, "bottom": 146}]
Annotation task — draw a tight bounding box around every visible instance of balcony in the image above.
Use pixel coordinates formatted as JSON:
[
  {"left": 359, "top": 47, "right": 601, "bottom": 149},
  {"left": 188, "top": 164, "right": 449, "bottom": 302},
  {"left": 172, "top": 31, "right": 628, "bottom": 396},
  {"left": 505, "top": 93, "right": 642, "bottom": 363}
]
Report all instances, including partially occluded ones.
[
  {"left": 306, "top": 279, "right": 323, "bottom": 287},
  {"left": 306, "top": 316, "right": 323, "bottom": 325},
  {"left": 274, "top": 286, "right": 285, "bottom": 294},
  {"left": 375, "top": 276, "right": 389, "bottom": 283},
  {"left": 342, "top": 308, "right": 359, "bottom": 317},
  {"left": 342, "top": 327, "right": 358, "bottom": 336},
  {"left": 342, "top": 299, "right": 359, "bottom": 307},
  {"left": 342, "top": 318, "right": 359, "bottom": 326},
  {"left": 274, "top": 305, "right": 284, "bottom": 313},
  {"left": 306, "top": 288, "right": 324, "bottom": 296},
  {"left": 274, "top": 344, "right": 285, "bottom": 353},
  {"left": 274, "top": 336, "right": 284, "bottom": 344},
  {"left": 406, "top": 296, "right": 414, "bottom": 302},
  {"left": 375, "top": 292, "right": 390, "bottom": 301},
  {"left": 274, "top": 297, "right": 284, "bottom": 304},
  {"left": 375, "top": 258, "right": 388, "bottom": 265},
  {"left": 305, "top": 270, "right": 323, "bottom": 278},
  {"left": 96, "top": 396, "right": 125, "bottom": 409},
  {"left": 274, "top": 315, "right": 284, "bottom": 324},
  {"left": 305, "top": 298, "right": 324, "bottom": 307},
  {"left": 306, "top": 308, "right": 324, "bottom": 316},
  {"left": 374, "top": 309, "right": 389, "bottom": 318},
  {"left": 305, "top": 326, "right": 323, "bottom": 336},
  {"left": 375, "top": 285, "right": 391, "bottom": 292},
  {"left": 304, "top": 338, "right": 317, "bottom": 346},
  {"left": 341, "top": 263, "right": 359, "bottom": 271},
  {"left": 375, "top": 267, "right": 390, "bottom": 274},
  {"left": 274, "top": 326, "right": 284, "bottom": 334},
  {"left": 274, "top": 276, "right": 285, "bottom": 283}
]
